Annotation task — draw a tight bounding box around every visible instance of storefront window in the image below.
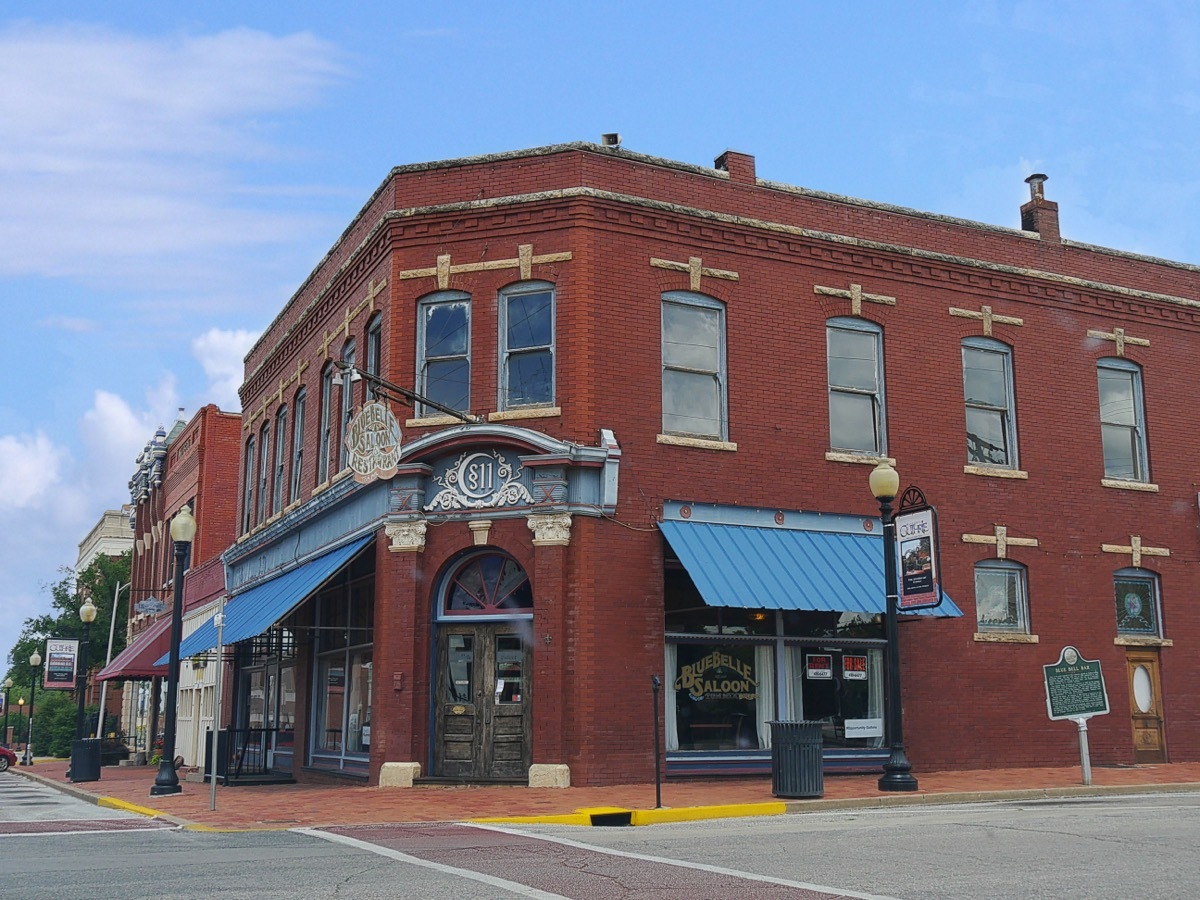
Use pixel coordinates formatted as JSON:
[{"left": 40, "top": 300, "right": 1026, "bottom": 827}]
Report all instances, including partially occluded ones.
[
  {"left": 785, "top": 646, "right": 884, "bottom": 748},
  {"left": 310, "top": 557, "right": 374, "bottom": 769},
  {"left": 668, "top": 644, "right": 765, "bottom": 751}
]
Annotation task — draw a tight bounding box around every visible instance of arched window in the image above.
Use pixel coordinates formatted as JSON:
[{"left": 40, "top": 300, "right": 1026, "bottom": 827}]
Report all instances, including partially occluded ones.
[
  {"left": 1114, "top": 568, "right": 1162, "bottom": 637},
  {"left": 974, "top": 559, "right": 1029, "bottom": 634},
  {"left": 417, "top": 291, "right": 470, "bottom": 417},
  {"left": 441, "top": 552, "right": 533, "bottom": 618},
  {"left": 242, "top": 435, "right": 256, "bottom": 534},
  {"left": 318, "top": 362, "right": 334, "bottom": 484},
  {"left": 338, "top": 339, "right": 356, "bottom": 472},
  {"left": 366, "top": 313, "right": 383, "bottom": 400},
  {"left": 290, "top": 387, "right": 306, "bottom": 504},
  {"left": 272, "top": 405, "right": 287, "bottom": 515}
]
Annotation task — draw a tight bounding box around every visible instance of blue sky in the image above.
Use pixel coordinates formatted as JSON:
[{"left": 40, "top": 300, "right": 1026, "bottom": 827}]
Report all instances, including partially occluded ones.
[{"left": 3, "top": 1, "right": 1199, "bottom": 665}]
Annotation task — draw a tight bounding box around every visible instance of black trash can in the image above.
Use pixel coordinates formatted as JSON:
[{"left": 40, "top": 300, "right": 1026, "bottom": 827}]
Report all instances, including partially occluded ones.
[
  {"left": 70, "top": 738, "right": 102, "bottom": 783},
  {"left": 769, "top": 721, "right": 823, "bottom": 798}
]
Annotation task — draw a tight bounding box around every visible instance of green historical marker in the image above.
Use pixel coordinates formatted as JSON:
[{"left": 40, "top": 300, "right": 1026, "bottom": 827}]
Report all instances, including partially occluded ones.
[{"left": 1043, "top": 646, "right": 1109, "bottom": 786}]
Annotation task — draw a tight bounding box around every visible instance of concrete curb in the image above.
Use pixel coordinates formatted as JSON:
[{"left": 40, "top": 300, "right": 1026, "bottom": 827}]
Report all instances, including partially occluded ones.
[
  {"left": 11, "top": 767, "right": 191, "bottom": 827},
  {"left": 13, "top": 766, "right": 1200, "bottom": 830},
  {"left": 470, "top": 782, "right": 1200, "bottom": 827}
]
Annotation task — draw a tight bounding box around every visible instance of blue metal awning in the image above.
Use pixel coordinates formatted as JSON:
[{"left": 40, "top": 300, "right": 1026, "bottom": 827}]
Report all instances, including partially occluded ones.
[
  {"left": 660, "top": 520, "right": 962, "bottom": 617},
  {"left": 159, "top": 535, "right": 374, "bottom": 662}
]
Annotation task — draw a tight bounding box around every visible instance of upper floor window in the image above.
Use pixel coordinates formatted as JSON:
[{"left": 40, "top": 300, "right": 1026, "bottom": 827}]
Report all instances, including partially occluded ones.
[
  {"left": 500, "top": 283, "right": 554, "bottom": 409},
  {"left": 661, "top": 291, "right": 727, "bottom": 440},
  {"left": 256, "top": 421, "right": 271, "bottom": 523},
  {"left": 1097, "top": 358, "right": 1148, "bottom": 481},
  {"left": 272, "top": 405, "right": 287, "bottom": 516},
  {"left": 339, "top": 340, "right": 356, "bottom": 472},
  {"left": 827, "top": 317, "right": 886, "bottom": 454},
  {"left": 1114, "top": 569, "right": 1162, "bottom": 637},
  {"left": 242, "top": 435, "right": 256, "bottom": 534},
  {"left": 974, "top": 559, "right": 1030, "bottom": 633},
  {"left": 417, "top": 292, "right": 470, "bottom": 417},
  {"left": 318, "top": 362, "right": 334, "bottom": 484},
  {"left": 366, "top": 314, "right": 383, "bottom": 400},
  {"left": 290, "top": 388, "right": 306, "bottom": 504},
  {"left": 963, "top": 338, "right": 1018, "bottom": 467}
]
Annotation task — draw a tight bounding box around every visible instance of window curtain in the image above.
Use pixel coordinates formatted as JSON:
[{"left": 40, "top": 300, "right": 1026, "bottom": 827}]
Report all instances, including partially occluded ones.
[
  {"left": 756, "top": 645, "right": 774, "bottom": 749},
  {"left": 663, "top": 644, "right": 679, "bottom": 751}
]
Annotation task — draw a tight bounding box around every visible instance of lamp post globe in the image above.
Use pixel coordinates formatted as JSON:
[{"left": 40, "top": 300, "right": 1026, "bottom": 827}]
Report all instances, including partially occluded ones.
[
  {"left": 870, "top": 462, "right": 918, "bottom": 792},
  {"left": 151, "top": 503, "right": 196, "bottom": 796},
  {"left": 24, "top": 650, "right": 42, "bottom": 766}
]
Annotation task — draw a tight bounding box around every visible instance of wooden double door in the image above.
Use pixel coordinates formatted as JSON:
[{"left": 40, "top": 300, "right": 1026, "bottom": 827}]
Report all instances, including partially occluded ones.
[{"left": 434, "top": 623, "right": 532, "bottom": 779}]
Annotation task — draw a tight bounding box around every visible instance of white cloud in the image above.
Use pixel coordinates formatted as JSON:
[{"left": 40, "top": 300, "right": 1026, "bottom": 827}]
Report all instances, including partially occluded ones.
[
  {"left": 193, "top": 328, "right": 259, "bottom": 411},
  {"left": 37, "top": 315, "right": 99, "bottom": 332},
  {"left": 0, "top": 23, "right": 342, "bottom": 292},
  {"left": 0, "top": 431, "right": 66, "bottom": 511}
]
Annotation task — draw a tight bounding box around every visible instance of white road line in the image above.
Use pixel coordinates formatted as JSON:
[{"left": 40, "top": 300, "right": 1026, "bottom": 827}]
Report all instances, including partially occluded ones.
[
  {"left": 469, "top": 823, "right": 902, "bottom": 900},
  {"left": 295, "top": 827, "right": 571, "bottom": 899}
]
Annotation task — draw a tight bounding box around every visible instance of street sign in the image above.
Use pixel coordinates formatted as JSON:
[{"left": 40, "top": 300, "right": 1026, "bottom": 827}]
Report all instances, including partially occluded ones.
[{"left": 1044, "top": 646, "right": 1110, "bottom": 721}]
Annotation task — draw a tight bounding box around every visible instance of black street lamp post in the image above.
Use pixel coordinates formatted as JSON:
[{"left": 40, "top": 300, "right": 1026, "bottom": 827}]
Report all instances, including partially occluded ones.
[
  {"left": 23, "top": 651, "right": 42, "bottom": 766},
  {"left": 152, "top": 503, "right": 196, "bottom": 796},
  {"left": 870, "top": 462, "right": 918, "bottom": 792},
  {"left": 2, "top": 678, "right": 11, "bottom": 746},
  {"left": 69, "top": 597, "right": 99, "bottom": 781}
]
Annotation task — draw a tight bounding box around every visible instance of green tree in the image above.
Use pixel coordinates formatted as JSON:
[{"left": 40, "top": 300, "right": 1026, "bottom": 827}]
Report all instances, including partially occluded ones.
[{"left": 4, "top": 550, "right": 132, "bottom": 711}]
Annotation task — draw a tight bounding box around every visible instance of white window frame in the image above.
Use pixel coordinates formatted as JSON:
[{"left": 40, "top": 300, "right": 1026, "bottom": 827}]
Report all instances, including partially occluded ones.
[
  {"left": 962, "top": 337, "right": 1019, "bottom": 468},
  {"left": 242, "top": 436, "right": 256, "bottom": 534},
  {"left": 826, "top": 317, "right": 887, "bottom": 455},
  {"left": 974, "top": 559, "right": 1030, "bottom": 634},
  {"left": 318, "top": 363, "right": 333, "bottom": 484},
  {"left": 661, "top": 291, "right": 728, "bottom": 441},
  {"left": 416, "top": 291, "right": 471, "bottom": 417},
  {"left": 1097, "top": 357, "right": 1149, "bottom": 482},
  {"left": 272, "top": 405, "right": 287, "bottom": 516},
  {"left": 256, "top": 422, "right": 271, "bottom": 524},
  {"left": 499, "top": 281, "right": 555, "bottom": 409},
  {"left": 290, "top": 388, "right": 306, "bottom": 504},
  {"left": 338, "top": 340, "right": 356, "bottom": 472}
]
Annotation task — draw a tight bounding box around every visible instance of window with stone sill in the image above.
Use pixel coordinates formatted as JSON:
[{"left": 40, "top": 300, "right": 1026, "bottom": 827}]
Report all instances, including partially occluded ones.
[
  {"left": 500, "top": 282, "right": 555, "bottom": 410},
  {"left": 1114, "top": 569, "right": 1162, "bottom": 638},
  {"left": 417, "top": 291, "right": 471, "bottom": 418},
  {"left": 827, "top": 317, "right": 887, "bottom": 455},
  {"left": 662, "top": 291, "right": 728, "bottom": 441},
  {"left": 974, "top": 559, "right": 1030, "bottom": 634}
]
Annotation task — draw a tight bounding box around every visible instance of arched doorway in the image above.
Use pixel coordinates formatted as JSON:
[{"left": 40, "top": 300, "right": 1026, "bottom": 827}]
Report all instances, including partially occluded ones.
[{"left": 432, "top": 551, "right": 533, "bottom": 779}]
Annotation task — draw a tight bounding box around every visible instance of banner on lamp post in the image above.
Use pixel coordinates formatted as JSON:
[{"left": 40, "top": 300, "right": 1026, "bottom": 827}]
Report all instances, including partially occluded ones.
[
  {"left": 895, "top": 505, "right": 943, "bottom": 610},
  {"left": 44, "top": 639, "right": 79, "bottom": 689}
]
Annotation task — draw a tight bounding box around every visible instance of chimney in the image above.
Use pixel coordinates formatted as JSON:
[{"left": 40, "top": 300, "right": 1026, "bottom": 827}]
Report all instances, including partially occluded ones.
[
  {"left": 714, "top": 150, "right": 756, "bottom": 186},
  {"left": 1020, "top": 173, "right": 1060, "bottom": 243}
]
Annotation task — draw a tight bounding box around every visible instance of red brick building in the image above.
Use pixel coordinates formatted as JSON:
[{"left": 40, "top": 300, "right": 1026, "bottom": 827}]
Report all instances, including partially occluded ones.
[
  {"left": 176, "top": 142, "right": 1197, "bottom": 786},
  {"left": 99, "top": 405, "right": 241, "bottom": 764}
]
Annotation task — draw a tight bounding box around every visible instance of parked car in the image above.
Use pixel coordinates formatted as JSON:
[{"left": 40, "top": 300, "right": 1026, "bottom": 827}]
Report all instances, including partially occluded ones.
[{"left": 0, "top": 745, "right": 17, "bottom": 772}]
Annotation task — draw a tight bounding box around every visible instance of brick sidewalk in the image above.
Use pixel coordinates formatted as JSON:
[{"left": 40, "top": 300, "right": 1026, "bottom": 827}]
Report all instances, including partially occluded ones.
[{"left": 14, "top": 759, "right": 1200, "bottom": 831}]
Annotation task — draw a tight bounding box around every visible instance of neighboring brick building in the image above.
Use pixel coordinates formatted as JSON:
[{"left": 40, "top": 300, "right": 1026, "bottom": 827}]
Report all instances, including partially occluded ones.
[
  {"left": 174, "top": 142, "right": 1197, "bottom": 787},
  {"left": 98, "top": 405, "right": 241, "bottom": 765}
]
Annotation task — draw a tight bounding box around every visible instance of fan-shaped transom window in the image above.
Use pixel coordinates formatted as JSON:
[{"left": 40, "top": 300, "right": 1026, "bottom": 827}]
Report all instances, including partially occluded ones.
[{"left": 443, "top": 553, "right": 532, "bottom": 617}]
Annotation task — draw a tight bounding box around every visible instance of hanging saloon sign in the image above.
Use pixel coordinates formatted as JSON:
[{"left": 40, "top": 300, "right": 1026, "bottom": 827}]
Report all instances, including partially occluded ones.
[
  {"left": 895, "top": 486, "right": 943, "bottom": 610},
  {"left": 345, "top": 400, "right": 404, "bottom": 484}
]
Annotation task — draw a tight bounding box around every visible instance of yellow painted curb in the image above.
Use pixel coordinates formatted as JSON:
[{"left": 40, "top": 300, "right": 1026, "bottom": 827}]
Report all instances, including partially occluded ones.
[
  {"left": 472, "top": 800, "right": 788, "bottom": 827},
  {"left": 98, "top": 797, "right": 168, "bottom": 818},
  {"left": 630, "top": 801, "right": 787, "bottom": 825}
]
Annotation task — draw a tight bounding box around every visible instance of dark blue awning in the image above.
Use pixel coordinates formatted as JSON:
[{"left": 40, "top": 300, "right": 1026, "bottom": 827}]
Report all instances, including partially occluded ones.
[
  {"left": 660, "top": 520, "right": 962, "bottom": 618},
  {"left": 159, "top": 535, "right": 374, "bottom": 662}
]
